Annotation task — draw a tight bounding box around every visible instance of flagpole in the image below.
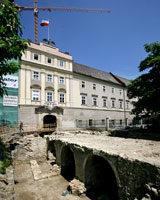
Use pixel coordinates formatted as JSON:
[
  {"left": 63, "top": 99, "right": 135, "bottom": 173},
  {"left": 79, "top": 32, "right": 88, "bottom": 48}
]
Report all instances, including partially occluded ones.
[{"left": 48, "top": 20, "right": 49, "bottom": 41}]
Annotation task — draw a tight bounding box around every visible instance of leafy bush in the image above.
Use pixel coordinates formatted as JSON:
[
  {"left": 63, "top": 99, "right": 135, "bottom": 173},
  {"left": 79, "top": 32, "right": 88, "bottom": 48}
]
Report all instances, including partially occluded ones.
[{"left": 0, "top": 138, "right": 11, "bottom": 174}]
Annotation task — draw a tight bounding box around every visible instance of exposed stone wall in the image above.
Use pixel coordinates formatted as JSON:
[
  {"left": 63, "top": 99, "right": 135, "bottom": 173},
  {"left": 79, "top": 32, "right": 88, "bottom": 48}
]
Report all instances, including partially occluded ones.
[{"left": 53, "top": 139, "right": 160, "bottom": 200}]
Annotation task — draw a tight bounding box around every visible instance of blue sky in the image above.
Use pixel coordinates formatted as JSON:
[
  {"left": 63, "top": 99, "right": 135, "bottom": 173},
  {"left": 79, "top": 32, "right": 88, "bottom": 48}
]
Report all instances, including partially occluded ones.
[{"left": 15, "top": 0, "right": 160, "bottom": 79}]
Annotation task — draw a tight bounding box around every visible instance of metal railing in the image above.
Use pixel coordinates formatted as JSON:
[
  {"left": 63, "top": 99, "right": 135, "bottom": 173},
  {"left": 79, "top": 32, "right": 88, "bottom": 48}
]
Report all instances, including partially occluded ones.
[{"left": 76, "top": 119, "right": 142, "bottom": 130}]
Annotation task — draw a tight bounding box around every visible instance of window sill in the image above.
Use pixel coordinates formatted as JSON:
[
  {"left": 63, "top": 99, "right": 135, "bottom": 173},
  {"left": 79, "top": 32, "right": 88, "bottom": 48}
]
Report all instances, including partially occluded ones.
[{"left": 31, "top": 100, "right": 40, "bottom": 102}]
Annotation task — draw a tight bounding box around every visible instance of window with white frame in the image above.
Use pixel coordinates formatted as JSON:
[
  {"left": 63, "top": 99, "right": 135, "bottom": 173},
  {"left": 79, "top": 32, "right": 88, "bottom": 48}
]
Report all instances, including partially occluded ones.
[
  {"left": 81, "top": 95, "right": 86, "bottom": 105},
  {"left": 47, "top": 74, "right": 53, "bottom": 82},
  {"left": 59, "top": 76, "right": 65, "bottom": 84},
  {"left": 119, "top": 101, "right": 123, "bottom": 109},
  {"left": 103, "top": 98, "right": 107, "bottom": 107},
  {"left": 103, "top": 86, "right": 106, "bottom": 92},
  {"left": 32, "top": 90, "right": 40, "bottom": 101},
  {"left": 81, "top": 81, "right": 85, "bottom": 88},
  {"left": 33, "top": 71, "right": 39, "bottom": 80},
  {"left": 92, "top": 97, "right": 97, "bottom": 106},
  {"left": 58, "top": 60, "right": 65, "bottom": 67},
  {"left": 46, "top": 91, "right": 53, "bottom": 102},
  {"left": 93, "top": 84, "right": 96, "bottom": 90},
  {"left": 112, "top": 88, "right": 115, "bottom": 94},
  {"left": 59, "top": 93, "right": 65, "bottom": 103},
  {"left": 111, "top": 99, "right": 116, "bottom": 108}
]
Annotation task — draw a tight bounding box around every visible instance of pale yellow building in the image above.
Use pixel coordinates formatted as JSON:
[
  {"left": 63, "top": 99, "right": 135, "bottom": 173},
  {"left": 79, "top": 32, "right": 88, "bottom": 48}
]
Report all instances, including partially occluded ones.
[{"left": 19, "top": 42, "right": 134, "bottom": 130}]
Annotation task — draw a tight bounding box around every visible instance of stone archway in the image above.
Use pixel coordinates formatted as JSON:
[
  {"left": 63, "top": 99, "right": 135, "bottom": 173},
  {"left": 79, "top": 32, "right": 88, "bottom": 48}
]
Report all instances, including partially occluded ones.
[
  {"left": 43, "top": 115, "right": 57, "bottom": 128},
  {"left": 60, "top": 145, "right": 75, "bottom": 181},
  {"left": 85, "top": 155, "right": 119, "bottom": 200}
]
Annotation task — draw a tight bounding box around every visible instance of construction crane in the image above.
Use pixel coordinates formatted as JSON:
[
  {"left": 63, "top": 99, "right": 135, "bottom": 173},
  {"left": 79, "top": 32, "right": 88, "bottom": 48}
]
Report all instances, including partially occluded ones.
[{"left": 16, "top": 0, "right": 110, "bottom": 43}]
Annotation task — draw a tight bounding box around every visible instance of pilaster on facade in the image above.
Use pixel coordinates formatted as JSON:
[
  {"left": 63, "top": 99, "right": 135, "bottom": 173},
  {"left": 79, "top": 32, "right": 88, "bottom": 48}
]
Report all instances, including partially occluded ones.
[
  {"left": 53, "top": 73, "right": 58, "bottom": 104},
  {"left": 25, "top": 68, "right": 31, "bottom": 104},
  {"left": 65, "top": 77, "right": 70, "bottom": 107},
  {"left": 41, "top": 71, "right": 46, "bottom": 105},
  {"left": 19, "top": 68, "right": 26, "bottom": 105}
]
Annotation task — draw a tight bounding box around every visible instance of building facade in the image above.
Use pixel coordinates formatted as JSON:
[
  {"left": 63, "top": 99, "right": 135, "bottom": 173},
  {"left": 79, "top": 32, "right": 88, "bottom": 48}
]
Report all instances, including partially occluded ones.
[{"left": 19, "top": 42, "right": 134, "bottom": 130}]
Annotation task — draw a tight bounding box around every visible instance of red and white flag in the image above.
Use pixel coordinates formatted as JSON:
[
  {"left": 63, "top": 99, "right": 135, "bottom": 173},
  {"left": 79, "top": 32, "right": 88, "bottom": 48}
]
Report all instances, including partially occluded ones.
[{"left": 40, "top": 20, "right": 49, "bottom": 27}]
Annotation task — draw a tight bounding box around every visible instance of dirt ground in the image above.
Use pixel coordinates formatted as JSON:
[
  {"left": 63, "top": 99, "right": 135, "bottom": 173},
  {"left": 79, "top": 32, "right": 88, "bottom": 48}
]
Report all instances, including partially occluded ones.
[
  {"left": 14, "top": 161, "right": 89, "bottom": 200},
  {"left": 9, "top": 133, "right": 89, "bottom": 200}
]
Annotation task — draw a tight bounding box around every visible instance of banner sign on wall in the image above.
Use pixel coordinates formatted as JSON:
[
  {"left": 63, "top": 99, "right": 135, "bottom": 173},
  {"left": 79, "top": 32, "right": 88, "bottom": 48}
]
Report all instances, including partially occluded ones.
[
  {"left": 3, "top": 95, "right": 18, "bottom": 107},
  {"left": 3, "top": 75, "right": 18, "bottom": 88}
]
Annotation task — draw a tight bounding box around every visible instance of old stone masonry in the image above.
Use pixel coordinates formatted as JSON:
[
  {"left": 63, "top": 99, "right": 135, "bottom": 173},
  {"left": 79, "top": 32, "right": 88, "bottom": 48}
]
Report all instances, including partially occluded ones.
[{"left": 0, "top": 131, "right": 160, "bottom": 200}]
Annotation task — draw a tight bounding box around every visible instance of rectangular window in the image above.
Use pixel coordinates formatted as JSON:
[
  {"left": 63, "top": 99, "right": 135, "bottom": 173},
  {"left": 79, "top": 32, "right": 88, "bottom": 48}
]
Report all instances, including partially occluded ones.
[
  {"left": 47, "top": 74, "right": 52, "bottom": 82},
  {"left": 81, "top": 95, "right": 86, "bottom": 105},
  {"left": 58, "top": 60, "right": 65, "bottom": 67},
  {"left": 59, "top": 93, "right": 65, "bottom": 103},
  {"left": 32, "top": 90, "right": 39, "bottom": 101},
  {"left": 89, "top": 119, "right": 92, "bottom": 126},
  {"left": 59, "top": 76, "right": 65, "bottom": 84},
  {"left": 93, "top": 84, "right": 96, "bottom": 90},
  {"left": 78, "top": 120, "right": 83, "bottom": 127},
  {"left": 120, "top": 89, "right": 122, "bottom": 95},
  {"left": 120, "top": 119, "right": 123, "bottom": 125},
  {"left": 103, "top": 98, "right": 107, "bottom": 107},
  {"left": 81, "top": 81, "right": 85, "bottom": 88},
  {"left": 102, "top": 119, "right": 105, "bottom": 125},
  {"left": 119, "top": 101, "right": 123, "bottom": 109},
  {"left": 33, "top": 71, "right": 39, "bottom": 80},
  {"left": 34, "top": 53, "right": 39, "bottom": 60},
  {"left": 112, "top": 99, "right": 116, "bottom": 108},
  {"left": 46, "top": 91, "right": 53, "bottom": 102},
  {"left": 112, "top": 88, "right": 114, "bottom": 94},
  {"left": 46, "top": 57, "right": 53, "bottom": 64},
  {"left": 93, "top": 97, "right": 97, "bottom": 106},
  {"left": 103, "top": 86, "right": 106, "bottom": 92}
]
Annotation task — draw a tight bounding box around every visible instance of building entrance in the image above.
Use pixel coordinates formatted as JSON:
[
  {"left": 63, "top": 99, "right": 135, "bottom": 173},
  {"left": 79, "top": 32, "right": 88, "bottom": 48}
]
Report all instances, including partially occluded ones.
[{"left": 43, "top": 115, "right": 57, "bottom": 128}]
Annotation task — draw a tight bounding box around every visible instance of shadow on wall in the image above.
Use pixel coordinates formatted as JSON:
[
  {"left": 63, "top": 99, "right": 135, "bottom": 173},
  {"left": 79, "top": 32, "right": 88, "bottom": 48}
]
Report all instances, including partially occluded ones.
[
  {"left": 85, "top": 155, "right": 119, "bottom": 200},
  {"left": 60, "top": 146, "right": 75, "bottom": 181}
]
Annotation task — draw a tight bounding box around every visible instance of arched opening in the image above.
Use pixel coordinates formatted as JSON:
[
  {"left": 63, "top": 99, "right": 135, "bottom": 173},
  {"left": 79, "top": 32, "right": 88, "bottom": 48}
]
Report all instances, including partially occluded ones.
[
  {"left": 85, "top": 155, "right": 119, "bottom": 200},
  {"left": 61, "top": 146, "right": 75, "bottom": 181},
  {"left": 43, "top": 115, "right": 57, "bottom": 128}
]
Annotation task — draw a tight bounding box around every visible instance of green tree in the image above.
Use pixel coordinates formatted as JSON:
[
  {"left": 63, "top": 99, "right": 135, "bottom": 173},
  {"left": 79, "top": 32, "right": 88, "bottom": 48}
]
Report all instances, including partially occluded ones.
[
  {"left": 127, "top": 42, "right": 160, "bottom": 118},
  {"left": 0, "top": 0, "right": 28, "bottom": 96}
]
